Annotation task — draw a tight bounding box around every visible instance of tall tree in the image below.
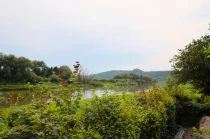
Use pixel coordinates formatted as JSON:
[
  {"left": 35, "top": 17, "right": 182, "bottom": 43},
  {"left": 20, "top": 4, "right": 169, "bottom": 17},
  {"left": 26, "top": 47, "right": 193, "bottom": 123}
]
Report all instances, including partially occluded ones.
[
  {"left": 170, "top": 35, "right": 210, "bottom": 93},
  {"left": 0, "top": 53, "right": 4, "bottom": 82},
  {"left": 16, "top": 56, "right": 33, "bottom": 82},
  {"left": 32, "top": 60, "right": 48, "bottom": 77},
  {"left": 53, "top": 66, "right": 59, "bottom": 75},
  {"left": 45, "top": 67, "right": 53, "bottom": 77},
  {"left": 1, "top": 54, "right": 16, "bottom": 82}
]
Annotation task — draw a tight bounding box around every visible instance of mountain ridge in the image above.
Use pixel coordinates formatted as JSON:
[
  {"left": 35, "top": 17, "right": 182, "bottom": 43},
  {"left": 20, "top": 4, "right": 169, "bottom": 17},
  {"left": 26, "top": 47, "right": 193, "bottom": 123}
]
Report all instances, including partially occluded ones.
[{"left": 92, "top": 69, "right": 170, "bottom": 81}]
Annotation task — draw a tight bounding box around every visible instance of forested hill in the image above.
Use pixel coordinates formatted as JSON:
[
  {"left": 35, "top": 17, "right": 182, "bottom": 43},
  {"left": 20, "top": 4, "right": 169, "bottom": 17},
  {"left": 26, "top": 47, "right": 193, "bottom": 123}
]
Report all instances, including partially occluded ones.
[{"left": 92, "top": 69, "right": 170, "bottom": 81}]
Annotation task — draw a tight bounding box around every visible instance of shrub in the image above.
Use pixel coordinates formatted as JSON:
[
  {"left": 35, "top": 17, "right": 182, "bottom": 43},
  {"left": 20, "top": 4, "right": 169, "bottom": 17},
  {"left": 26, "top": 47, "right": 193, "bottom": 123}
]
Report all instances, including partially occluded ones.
[
  {"left": 169, "top": 84, "right": 204, "bottom": 127},
  {"left": 49, "top": 74, "right": 59, "bottom": 83},
  {"left": 81, "top": 94, "right": 141, "bottom": 138},
  {"left": 80, "top": 91, "right": 176, "bottom": 139},
  {"left": 136, "top": 89, "right": 178, "bottom": 139}
]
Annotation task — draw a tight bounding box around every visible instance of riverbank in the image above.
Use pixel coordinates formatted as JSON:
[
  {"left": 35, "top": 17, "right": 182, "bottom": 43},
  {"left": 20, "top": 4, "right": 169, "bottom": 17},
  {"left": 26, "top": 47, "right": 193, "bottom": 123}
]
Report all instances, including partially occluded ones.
[
  {"left": 0, "top": 79, "right": 157, "bottom": 91},
  {"left": 0, "top": 88, "right": 179, "bottom": 138}
]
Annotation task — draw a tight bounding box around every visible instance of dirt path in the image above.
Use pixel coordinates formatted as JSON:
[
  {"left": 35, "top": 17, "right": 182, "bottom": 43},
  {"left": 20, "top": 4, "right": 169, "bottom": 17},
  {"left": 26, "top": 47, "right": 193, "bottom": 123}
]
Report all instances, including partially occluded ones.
[{"left": 182, "top": 128, "right": 197, "bottom": 139}]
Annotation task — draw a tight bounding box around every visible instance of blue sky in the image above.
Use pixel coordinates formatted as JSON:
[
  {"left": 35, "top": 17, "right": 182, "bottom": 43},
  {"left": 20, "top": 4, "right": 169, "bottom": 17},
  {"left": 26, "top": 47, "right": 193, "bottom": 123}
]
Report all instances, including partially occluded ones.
[{"left": 0, "top": 0, "right": 210, "bottom": 73}]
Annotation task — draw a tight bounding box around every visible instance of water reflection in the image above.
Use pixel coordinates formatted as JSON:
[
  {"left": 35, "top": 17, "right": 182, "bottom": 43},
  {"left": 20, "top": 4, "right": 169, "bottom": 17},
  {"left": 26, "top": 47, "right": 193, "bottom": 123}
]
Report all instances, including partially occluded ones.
[{"left": 0, "top": 85, "right": 148, "bottom": 107}]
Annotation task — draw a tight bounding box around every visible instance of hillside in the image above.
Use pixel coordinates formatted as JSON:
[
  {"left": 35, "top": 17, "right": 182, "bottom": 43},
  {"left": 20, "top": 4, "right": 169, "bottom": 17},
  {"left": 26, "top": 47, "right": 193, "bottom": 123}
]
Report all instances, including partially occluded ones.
[{"left": 92, "top": 69, "right": 170, "bottom": 81}]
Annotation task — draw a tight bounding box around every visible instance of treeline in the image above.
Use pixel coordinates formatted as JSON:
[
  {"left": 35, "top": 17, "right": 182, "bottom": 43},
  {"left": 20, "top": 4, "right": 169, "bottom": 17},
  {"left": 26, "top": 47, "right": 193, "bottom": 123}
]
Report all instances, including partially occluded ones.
[
  {"left": 0, "top": 53, "right": 71, "bottom": 83},
  {"left": 113, "top": 73, "right": 157, "bottom": 85}
]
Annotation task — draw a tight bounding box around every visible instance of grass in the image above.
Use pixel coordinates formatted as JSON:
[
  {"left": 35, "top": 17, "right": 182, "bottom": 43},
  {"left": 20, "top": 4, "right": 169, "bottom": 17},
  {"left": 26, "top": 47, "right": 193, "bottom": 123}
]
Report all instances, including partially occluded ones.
[{"left": 0, "top": 83, "right": 60, "bottom": 91}]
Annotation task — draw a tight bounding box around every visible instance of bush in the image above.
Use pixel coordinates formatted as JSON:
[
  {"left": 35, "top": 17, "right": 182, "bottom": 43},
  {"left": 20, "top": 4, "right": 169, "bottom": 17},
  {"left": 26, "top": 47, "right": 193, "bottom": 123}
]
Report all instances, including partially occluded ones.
[
  {"left": 49, "top": 74, "right": 59, "bottom": 83},
  {"left": 80, "top": 91, "right": 177, "bottom": 139},
  {"left": 5, "top": 79, "right": 210, "bottom": 138},
  {"left": 136, "top": 89, "right": 178, "bottom": 138},
  {"left": 169, "top": 84, "right": 204, "bottom": 127},
  {"left": 0, "top": 98, "right": 85, "bottom": 138},
  {"left": 35, "top": 76, "right": 43, "bottom": 83},
  {"left": 0, "top": 89, "right": 180, "bottom": 139},
  {"left": 81, "top": 95, "right": 141, "bottom": 138}
]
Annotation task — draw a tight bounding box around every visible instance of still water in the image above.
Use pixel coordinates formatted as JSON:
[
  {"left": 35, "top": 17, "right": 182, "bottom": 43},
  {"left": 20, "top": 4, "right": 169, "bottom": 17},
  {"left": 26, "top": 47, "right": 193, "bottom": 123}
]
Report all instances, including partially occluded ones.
[{"left": 0, "top": 85, "right": 148, "bottom": 107}]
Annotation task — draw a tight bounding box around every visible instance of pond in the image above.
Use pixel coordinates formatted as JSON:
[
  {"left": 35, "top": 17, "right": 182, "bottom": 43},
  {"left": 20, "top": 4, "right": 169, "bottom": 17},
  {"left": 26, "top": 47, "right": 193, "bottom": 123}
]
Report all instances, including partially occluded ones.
[{"left": 0, "top": 85, "right": 149, "bottom": 107}]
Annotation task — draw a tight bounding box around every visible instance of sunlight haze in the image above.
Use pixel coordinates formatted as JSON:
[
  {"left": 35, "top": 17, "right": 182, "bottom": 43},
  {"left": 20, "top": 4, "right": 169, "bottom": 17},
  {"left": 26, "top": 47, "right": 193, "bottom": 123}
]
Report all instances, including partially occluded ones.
[{"left": 0, "top": 0, "right": 209, "bottom": 73}]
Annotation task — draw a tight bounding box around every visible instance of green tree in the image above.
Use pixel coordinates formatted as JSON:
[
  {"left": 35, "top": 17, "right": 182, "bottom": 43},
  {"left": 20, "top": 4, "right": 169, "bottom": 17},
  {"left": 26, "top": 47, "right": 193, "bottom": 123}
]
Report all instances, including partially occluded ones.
[
  {"left": 53, "top": 66, "right": 59, "bottom": 75},
  {"left": 1, "top": 54, "right": 16, "bottom": 82},
  {"left": 0, "top": 53, "right": 5, "bottom": 82},
  {"left": 0, "top": 54, "right": 33, "bottom": 82},
  {"left": 59, "top": 65, "right": 72, "bottom": 81},
  {"left": 49, "top": 74, "right": 59, "bottom": 83},
  {"left": 45, "top": 67, "right": 53, "bottom": 77},
  {"left": 17, "top": 57, "right": 33, "bottom": 82},
  {"left": 32, "top": 60, "right": 48, "bottom": 77},
  {"left": 170, "top": 35, "right": 210, "bottom": 93},
  {"left": 113, "top": 73, "right": 155, "bottom": 85}
]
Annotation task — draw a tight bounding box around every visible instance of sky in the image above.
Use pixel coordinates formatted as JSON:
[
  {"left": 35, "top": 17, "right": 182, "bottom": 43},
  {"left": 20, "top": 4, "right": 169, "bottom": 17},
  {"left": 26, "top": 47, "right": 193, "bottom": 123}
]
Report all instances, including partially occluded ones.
[{"left": 0, "top": 0, "right": 210, "bottom": 73}]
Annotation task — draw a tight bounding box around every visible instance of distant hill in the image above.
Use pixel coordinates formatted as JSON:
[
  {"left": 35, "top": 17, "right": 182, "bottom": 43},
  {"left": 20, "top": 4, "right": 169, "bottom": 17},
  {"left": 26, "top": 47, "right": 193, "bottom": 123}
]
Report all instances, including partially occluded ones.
[{"left": 92, "top": 69, "right": 170, "bottom": 81}]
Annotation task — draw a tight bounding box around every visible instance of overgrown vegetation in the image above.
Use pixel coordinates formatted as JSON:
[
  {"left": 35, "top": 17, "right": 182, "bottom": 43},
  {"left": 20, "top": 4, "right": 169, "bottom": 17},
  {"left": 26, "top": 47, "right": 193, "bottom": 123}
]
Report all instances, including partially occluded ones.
[
  {"left": 1, "top": 24, "right": 210, "bottom": 139},
  {"left": 0, "top": 53, "right": 66, "bottom": 84},
  {"left": 0, "top": 87, "right": 179, "bottom": 138},
  {"left": 3, "top": 79, "right": 209, "bottom": 138},
  {"left": 170, "top": 35, "right": 210, "bottom": 94},
  {"left": 114, "top": 73, "right": 156, "bottom": 85},
  {"left": 0, "top": 53, "right": 157, "bottom": 91}
]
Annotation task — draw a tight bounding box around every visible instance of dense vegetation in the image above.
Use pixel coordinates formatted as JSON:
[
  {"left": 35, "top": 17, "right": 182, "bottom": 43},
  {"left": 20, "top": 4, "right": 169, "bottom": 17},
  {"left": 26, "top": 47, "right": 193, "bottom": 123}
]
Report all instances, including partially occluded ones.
[
  {"left": 92, "top": 69, "right": 169, "bottom": 81},
  {"left": 170, "top": 35, "right": 210, "bottom": 94},
  {"left": 1, "top": 78, "right": 210, "bottom": 138},
  {"left": 0, "top": 53, "right": 158, "bottom": 91},
  {"left": 0, "top": 53, "right": 69, "bottom": 84},
  {"left": 0, "top": 80, "right": 179, "bottom": 138},
  {"left": 113, "top": 73, "right": 156, "bottom": 85},
  {"left": 1, "top": 27, "right": 210, "bottom": 138}
]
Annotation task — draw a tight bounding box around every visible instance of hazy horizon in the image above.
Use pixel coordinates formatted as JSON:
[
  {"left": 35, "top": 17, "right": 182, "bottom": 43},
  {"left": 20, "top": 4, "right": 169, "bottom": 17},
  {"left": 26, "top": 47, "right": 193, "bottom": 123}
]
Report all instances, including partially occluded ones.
[{"left": 1, "top": 0, "right": 210, "bottom": 73}]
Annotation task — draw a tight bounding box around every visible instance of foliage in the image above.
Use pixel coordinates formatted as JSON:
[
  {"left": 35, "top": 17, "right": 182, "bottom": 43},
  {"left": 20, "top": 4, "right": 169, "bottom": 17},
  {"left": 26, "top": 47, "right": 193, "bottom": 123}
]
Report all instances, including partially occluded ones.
[
  {"left": 2, "top": 24, "right": 210, "bottom": 138},
  {"left": 2, "top": 82, "right": 209, "bottom": 138},
  {"left": 0, "top": 54, "right": 33, "bottom": 83},
  {"left": 169, "top": 84, "right": 202, "bottom": 102},
  {"left": 0, "top": 53, "right": 72, "bottom": 84},
  {"left": 90, "top": 79, "right": 137, "bottom": 87},
  {"left": 193, "top": 126, "right": 210, "bottom": 139},
  {"left": 77, "top": 66, "right": 94, "bottom": 84},
  {"left": 113, "top": 73, "right": 156, "bottom": 85},
  {"left": 0, "top": 84, "right": 28, "bottom": 91},
  {"left": 136, "top": 88, "right": 178, "bottom": 139},
  {"left": 59, "top": 65, "right": 72, "bottom": 81},
  {"left": 167, "top": 83, "right": 210, "bottom": 127},
  {"left": 0, "top": 61, "right": 82, "bottom": 138},
  {"left": 0, "top": 97, "right": 3, "bottom": 106},
  {"left": 32, "top": 60, "right": 48, "bottom": 77},
  {"left": 81, "top": 94, "right": 142, "bottom": 138},
  {"left": 170, "top": 35, "right": 210, "bottom": 93},
  {"left": 204, "top": 38, "right": 210, "bottom": 67},
  {"left": 49, "top": 74, "right": 59, "bottom": 83},
  {"left": 0, "top": 83, "right": 181, "bottom": 139},
  {"left": 78, "top": 88, "right": 178, "bottom": 139}
]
